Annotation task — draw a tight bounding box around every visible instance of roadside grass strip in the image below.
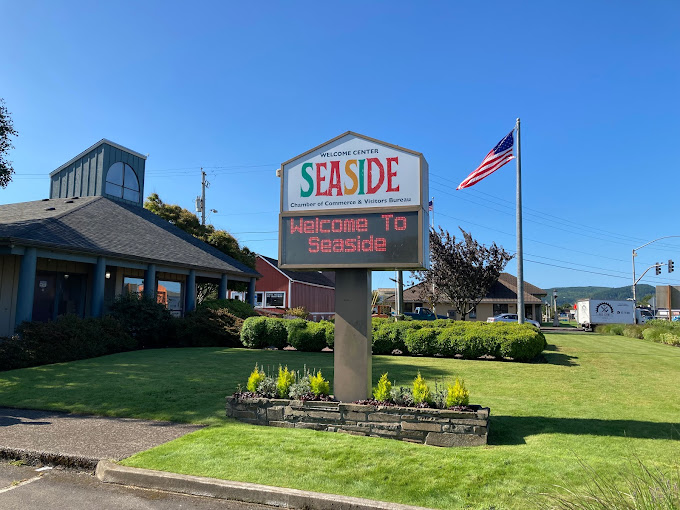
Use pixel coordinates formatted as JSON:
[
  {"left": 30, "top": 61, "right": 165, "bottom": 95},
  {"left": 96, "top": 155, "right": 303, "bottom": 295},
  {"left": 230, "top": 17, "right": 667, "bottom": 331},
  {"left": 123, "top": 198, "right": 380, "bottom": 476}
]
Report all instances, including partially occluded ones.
[{"left": 1, "top": 334, "right": 679, "bottom": 509}]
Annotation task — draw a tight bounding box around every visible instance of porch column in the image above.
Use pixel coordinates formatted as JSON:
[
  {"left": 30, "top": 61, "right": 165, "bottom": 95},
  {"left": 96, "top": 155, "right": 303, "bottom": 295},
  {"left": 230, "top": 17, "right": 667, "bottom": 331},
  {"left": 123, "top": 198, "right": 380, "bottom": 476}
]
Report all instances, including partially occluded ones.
[
  {"left": 247, "top": 277, "right": 256, "bottom": 306},
  {"left": 219, "top": 274, "right": 229, "bottom": 300},
  {"left": 15, "top": 247, "right": 37, "bottom": 328},
  {"left": 186, "top": 269, "right": 196, "bottom": 312},
  {"left": 144, "top": 263, "right": 156, "bottom": 300},
  {"left": 91, "top": 256, "right": 106, "bottom": 317}
]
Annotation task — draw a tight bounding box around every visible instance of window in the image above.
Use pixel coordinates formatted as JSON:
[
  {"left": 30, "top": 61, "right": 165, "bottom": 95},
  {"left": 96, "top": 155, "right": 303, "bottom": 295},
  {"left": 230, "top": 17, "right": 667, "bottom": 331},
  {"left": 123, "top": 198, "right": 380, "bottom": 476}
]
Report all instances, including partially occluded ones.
[
  {"left": 493, "top": 304, "right": 509, "bottom": 315},
  {"left": 123, "top": 276, "right": 144, "bottom": 296},
  {"left": 158, "top": 280, "right": 183, "bottom": 317},
  {"left": 230, "top": 291, "right": 245, "bottom": 301},
  {"left": 468, "top": 306, "right": 477, "bottom": 319},
  {"left": 254, "top": 292, "right": 264, "bottom": 308},
  {"left": 106, "top": 162, "right": 140, "bottom": 202},
  {"left": 265, "top": 291, "right": 285, "bottom": 307}
]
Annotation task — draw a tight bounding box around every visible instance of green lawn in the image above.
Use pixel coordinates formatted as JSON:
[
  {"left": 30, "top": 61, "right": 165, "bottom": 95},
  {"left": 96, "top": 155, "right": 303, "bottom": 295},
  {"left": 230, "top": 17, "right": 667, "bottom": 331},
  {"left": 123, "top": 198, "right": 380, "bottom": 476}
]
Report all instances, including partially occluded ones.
[{"left": 0, "top": 333, "right": 679, "bottom": 509}]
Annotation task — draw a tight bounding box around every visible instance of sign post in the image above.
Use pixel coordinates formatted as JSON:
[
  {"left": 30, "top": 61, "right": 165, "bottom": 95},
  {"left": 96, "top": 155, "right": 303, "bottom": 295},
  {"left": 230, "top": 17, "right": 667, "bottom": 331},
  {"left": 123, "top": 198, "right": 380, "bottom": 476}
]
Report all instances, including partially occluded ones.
[{"left": 279, "top": 132, "right": 428, "bottom": 401}]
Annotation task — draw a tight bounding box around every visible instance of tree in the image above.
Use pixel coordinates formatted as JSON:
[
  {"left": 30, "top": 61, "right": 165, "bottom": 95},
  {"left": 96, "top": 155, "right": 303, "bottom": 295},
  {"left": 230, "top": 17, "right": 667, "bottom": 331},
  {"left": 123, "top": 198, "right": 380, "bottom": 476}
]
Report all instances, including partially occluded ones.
[
  {"left": 411, "top": 227, "right": 513, "bottom": 320},
  {"left": 144, "top": 193, "right": 256, "bottom": 301},
  {"left": 0, "top": 98, "right": 18, "bottom": 188}
]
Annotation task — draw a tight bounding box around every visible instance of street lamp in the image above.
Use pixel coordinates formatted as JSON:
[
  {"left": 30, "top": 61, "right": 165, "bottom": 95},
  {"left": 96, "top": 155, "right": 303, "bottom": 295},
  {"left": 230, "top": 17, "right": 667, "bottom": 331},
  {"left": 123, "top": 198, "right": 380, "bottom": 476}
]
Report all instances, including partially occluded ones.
[{"left": 632, "top": 236, "right": 680, "bottom": 314}]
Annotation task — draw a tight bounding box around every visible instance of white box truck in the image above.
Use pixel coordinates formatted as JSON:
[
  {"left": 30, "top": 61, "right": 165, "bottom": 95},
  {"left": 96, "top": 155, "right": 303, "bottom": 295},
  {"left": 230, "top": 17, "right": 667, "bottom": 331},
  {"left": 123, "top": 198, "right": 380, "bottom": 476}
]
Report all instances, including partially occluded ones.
[{"left": 576, "top": 299, "right": 635, "bottom": 331}]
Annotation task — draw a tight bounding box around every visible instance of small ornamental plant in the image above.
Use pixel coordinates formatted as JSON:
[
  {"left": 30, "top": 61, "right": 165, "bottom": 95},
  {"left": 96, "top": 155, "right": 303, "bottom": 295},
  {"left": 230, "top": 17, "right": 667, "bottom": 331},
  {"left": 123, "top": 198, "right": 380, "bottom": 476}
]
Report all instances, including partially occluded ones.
[
  {"left": 446, "top": 378, "right": 470, "bottom": 407},
  {"left": 412, "top": 372, "right": 432, "bottom": 405},
  {"left": 246, "top": 364, "right": 265, "bottom": 393},
  {"left": 309, "top": 370, "right": 330, "bottom": 396},
  {"left": 373, "top": 373, "right": 392, "bottom": 402},
  {"left": 276, "top": 365, "right": 296, "bottom": 398}
]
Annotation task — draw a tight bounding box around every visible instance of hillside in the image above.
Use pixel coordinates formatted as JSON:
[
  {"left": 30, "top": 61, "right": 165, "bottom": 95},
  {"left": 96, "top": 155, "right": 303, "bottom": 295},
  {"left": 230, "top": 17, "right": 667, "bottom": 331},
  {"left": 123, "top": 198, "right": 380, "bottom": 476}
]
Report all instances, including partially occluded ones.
[{"left": 550, "top": 284, "right": 655, "bottom": 306}]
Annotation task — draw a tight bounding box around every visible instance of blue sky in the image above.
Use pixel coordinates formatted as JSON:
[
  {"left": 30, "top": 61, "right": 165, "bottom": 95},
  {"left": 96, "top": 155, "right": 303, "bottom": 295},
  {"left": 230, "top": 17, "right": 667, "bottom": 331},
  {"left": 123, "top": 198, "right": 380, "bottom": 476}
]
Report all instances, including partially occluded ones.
[{"left": 2, "top": 0, "right": 679, "bottom": 293}]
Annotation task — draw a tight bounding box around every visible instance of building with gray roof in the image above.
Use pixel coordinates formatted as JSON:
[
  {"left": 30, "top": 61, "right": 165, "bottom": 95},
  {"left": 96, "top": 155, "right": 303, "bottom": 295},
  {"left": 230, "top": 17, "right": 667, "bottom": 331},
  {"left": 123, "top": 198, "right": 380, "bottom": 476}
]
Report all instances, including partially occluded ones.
[{"left": 0, "top": 139, "right": 259, "bottom": 336}]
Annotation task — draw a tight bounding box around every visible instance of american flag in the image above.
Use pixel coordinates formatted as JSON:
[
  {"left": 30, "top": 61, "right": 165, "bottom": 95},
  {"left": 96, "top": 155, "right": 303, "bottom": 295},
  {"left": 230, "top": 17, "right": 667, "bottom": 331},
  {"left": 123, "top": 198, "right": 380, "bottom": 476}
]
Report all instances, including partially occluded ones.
[
  {"left": 428, "top": 200, "right": 433, "bottom": 212},
  {"left": 456, "top": 130, "right": 515, "bottom": 190}
]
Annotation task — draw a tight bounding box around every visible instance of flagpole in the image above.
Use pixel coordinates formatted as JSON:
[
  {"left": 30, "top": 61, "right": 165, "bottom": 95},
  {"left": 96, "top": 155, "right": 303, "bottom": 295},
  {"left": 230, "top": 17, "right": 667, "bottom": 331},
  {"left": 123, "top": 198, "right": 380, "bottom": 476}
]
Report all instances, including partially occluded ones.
[
  {"left": 431, "top": 196, "right": 434, "bottom": 228},
  {"left": 516, "top": 118, "right": 525, "bottom": 324}
]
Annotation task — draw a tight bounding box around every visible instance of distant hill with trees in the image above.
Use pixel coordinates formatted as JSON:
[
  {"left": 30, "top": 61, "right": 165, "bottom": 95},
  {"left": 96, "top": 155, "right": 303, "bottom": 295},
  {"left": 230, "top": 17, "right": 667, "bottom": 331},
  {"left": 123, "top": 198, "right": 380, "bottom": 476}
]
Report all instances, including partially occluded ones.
[{"left": 550, "top": 284, "right": 655, "bottom": 306}]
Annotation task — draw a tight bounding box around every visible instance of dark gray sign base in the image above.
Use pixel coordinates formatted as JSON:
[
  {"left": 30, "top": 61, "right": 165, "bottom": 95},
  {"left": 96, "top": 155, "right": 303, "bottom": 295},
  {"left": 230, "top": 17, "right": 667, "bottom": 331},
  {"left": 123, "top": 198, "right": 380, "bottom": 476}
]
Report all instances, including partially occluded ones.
[{"left": 333, "top": 269, "right": 372, "bottom": 402}]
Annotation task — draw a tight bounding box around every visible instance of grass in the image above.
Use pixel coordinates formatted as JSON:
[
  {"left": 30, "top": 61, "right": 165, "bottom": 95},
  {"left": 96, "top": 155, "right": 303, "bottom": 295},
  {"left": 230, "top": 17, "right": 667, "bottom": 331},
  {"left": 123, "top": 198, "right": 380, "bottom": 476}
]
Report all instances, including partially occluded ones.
[{"left": 0, "top": 333, "right": 679, "bottom": 509}]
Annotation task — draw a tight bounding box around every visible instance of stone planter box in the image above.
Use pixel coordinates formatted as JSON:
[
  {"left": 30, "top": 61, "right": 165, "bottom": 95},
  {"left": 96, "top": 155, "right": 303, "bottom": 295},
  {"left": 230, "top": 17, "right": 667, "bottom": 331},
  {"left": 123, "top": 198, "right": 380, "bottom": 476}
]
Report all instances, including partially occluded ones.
[{"left": 225, "top": 397, "right": 489, "bottom": 447}]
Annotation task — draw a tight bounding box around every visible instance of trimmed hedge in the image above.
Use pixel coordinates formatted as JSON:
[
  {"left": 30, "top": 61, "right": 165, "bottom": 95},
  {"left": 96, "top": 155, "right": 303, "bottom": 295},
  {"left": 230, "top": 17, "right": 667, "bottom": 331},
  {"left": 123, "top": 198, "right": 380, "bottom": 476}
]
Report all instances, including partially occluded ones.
[
  {"left": 175, "top": 306, "right": 243, "bottom": 347},
  {"left": 200, "top": 299, "right": 258, "bottom": 319},
  {"left": 1, "top": 315, "right": 135, "bottom": 371},
  {"left": 240, "top": 316, "right": 546, "bottom": 361}
]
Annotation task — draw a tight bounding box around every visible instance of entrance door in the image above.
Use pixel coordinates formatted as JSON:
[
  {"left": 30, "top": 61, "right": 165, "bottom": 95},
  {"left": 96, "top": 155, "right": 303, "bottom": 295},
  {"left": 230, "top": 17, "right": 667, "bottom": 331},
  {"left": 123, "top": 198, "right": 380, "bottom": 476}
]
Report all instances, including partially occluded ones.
[{"left": 33, "top": 273, "right": 56, "bottom": 322}]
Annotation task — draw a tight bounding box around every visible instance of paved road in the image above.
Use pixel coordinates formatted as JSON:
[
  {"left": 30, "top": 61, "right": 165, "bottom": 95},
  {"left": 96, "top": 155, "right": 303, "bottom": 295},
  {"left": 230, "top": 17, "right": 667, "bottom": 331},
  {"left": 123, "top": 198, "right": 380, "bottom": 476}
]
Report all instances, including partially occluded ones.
[{"left": 0, "top": 461, "right": 276, "bottom": 510}]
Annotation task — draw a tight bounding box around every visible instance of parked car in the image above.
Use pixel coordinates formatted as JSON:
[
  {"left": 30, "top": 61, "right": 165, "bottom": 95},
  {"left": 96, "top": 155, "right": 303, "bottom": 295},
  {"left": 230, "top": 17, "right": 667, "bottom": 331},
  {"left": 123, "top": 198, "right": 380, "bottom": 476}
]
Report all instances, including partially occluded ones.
[
  {"left": 402, "top": 307, "right": 448, "bottom": 321},
  {"left": 487, "top": 313, "right": 541, "bottom": 329}
]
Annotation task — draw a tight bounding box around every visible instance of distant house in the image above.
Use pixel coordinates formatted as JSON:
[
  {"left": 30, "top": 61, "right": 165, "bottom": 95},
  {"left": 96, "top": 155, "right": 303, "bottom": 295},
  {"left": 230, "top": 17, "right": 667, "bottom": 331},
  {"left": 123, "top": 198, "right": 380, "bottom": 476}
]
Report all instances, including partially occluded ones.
[
  {"left": 254, "top": 255, "right": 335, "bottom": 320},
  {"left": 0, "top": 139, "right": 259, "bottom": 336},
  {"left": 387, "top": 273, "right": 546, "bottom": 321}
]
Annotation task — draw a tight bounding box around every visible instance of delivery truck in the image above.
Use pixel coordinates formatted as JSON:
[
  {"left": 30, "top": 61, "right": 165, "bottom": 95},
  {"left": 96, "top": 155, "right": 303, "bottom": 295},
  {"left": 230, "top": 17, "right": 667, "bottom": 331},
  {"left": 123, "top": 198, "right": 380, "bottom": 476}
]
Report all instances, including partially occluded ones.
[{"left": 576, "top": 299, "right": 635, "bottom": 331}]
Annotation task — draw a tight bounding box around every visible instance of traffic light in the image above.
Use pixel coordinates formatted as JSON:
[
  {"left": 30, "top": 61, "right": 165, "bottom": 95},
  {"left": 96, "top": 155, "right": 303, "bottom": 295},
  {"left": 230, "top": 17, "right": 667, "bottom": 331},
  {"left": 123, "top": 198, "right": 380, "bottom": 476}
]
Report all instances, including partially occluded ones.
[
  {"left": 656, "top": 263, "right": 661, "bottom": 275},
  {"left": 669, "top": 259, "right": 675, "bottom": 273}
]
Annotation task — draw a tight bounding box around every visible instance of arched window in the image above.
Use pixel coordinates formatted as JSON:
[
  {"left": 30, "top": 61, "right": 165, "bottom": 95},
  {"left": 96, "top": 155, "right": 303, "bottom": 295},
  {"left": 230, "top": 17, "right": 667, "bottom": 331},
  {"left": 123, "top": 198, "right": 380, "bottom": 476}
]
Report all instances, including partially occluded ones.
[{"left": 105, "top": 162, "right": 140, "bottom": 202}]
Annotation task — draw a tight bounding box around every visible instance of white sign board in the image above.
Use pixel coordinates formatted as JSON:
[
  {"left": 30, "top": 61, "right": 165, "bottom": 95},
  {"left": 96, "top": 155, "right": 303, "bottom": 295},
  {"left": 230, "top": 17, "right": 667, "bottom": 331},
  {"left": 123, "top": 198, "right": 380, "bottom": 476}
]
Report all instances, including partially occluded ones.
[{"left": 281, "top": 132, "right": 425, "bottom": 213}]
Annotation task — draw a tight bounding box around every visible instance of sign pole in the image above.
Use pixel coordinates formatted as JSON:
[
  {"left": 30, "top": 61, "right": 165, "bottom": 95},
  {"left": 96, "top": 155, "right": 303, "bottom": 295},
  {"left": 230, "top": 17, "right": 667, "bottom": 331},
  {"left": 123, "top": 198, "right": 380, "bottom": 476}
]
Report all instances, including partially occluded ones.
[
  {"left": 333, "top": 269, "right": 372, "bottom": 402},
  {"left": 515, "top": 118, "right": 525, "bottom": 324}
]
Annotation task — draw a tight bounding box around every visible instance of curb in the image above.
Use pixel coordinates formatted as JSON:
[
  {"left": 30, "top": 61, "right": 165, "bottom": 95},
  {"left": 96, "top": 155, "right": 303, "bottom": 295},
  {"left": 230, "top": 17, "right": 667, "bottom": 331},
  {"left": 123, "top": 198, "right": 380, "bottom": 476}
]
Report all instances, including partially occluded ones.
[
  {"left": 0, "top": 447, "right": 98, "bottom": 472},
  {"left": 96, "top": 460, "right": 433, "bottom": 510}
]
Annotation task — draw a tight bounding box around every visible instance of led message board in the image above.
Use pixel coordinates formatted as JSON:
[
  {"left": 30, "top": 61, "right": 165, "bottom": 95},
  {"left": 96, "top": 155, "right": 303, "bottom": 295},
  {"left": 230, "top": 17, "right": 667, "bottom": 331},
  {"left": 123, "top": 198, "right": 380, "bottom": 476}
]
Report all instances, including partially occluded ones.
[
  {"left": 279, "top": 132, "right": 429, "bottom": 269},
  {"left": 280, "top": 210, "right": 422, "bottom": 268}
]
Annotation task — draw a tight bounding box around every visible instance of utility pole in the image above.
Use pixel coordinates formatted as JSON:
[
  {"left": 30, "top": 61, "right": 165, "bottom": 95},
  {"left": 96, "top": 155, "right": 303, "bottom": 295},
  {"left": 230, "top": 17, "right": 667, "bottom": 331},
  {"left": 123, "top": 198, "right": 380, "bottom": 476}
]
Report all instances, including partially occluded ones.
[{"left": 201, "top": 168, "right": 207, "bottom": 226}]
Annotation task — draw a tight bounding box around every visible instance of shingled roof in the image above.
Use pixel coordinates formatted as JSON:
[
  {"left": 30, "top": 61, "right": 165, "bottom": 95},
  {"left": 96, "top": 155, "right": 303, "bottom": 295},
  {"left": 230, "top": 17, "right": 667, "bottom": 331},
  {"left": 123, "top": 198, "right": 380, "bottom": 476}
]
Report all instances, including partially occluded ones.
[
  {"left": 0, "top": 196, "right": 259, "bottom": 277},
  {"left": 388, "top": 273, "right": 545, "bottom": 305},
  {"left": 259, "top": 255, "right": 335, "bottom": 288}
]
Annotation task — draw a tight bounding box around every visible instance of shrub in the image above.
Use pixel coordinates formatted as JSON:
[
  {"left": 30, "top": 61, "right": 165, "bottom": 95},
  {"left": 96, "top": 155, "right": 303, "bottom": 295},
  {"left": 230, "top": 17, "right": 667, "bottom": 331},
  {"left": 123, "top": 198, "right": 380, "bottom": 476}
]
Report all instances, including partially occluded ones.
[
  {"left": 200, "top": 299, "right": 258, "bottom": 319},
  {"left": 247, "top": 364, "right": 265, "bottom": 392},
  {"left": 609, "top": 324, "right": 625, "bottom": 336},
  {"left": 319, "top": 320, "right": 335, "bottom": 349},
  {"left": 390, "top": 386, "right": 414, "bottom": 407},
  {"left": 309, "top": 370, "right": 331, "bottom": 396},
  {"left": 660, "top": 331, "right": 680, "bottom": 346},
  {"left": 240, "top": 316, "right": 269, "bottom": 348},
  {"left": 256, "top": 376, "right": 278, "bottom": 398},
  {"left": 276, "top": 366, "right": 296, "bottom": 398},
  {"left": 286, "top": 306, "right": 309, "bottom": 319},
  {"left": 289, "top": 375, "right": 312, "bottom": 399},
  {"left": 176, "top": 306, "right": 243, "bottom": 347},
  {"left": 109, "top": 293, "right": 173, "bottom": 349},
  {"left": 404, "top": 328, "right": 438, "bottom": 356},
  {"left": 412, "top": 372, "right": 431, "bottom": 405},
  {"left": 446, "top": 378, "right": 470, "bottom": 407},
  {"left": 373, "top": 373, "right": 392, "bottom": 401},
  {"left": 642, "top": 327, "right": 663, "bottom": 343},
  {"left": 622, "top": 324, "right": 646, "bottom": 339},
  {"left": 288, "top": 322, "right": 327, "bottom": 352},
  {"left": 372, "top": 321, "right": 413, "bottom": 354},
  {"left": 4, "top": 315, "right": 135, "bottom": 371},
  {"left": 265, "top": 318, "right": 288, "bottom": 349}
]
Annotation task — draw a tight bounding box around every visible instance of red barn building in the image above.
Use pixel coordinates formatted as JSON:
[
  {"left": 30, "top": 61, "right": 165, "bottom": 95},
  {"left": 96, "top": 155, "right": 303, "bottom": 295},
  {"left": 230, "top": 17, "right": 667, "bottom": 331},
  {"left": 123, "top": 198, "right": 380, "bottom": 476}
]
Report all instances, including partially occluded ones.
[{"left": 254, "top": 255, "right": 335, "bottom": 320}]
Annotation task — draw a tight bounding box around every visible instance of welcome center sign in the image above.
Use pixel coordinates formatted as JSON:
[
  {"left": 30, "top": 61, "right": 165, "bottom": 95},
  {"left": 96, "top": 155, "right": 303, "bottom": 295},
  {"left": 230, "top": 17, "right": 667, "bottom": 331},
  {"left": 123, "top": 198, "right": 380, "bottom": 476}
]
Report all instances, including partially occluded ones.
[{"left": 279, "top": 132, "right": 429, "bottom": 269}]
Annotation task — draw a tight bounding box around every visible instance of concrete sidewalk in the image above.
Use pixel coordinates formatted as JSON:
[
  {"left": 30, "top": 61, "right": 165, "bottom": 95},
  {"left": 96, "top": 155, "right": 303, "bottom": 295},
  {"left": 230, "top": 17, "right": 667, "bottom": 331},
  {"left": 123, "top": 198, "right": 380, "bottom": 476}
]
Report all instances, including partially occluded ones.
[
  {"left": 0, "top": 407, "right": 202, "bottom": 470},
  {"left": 0, "top": 407, "right": 433, "bottom": 509}
]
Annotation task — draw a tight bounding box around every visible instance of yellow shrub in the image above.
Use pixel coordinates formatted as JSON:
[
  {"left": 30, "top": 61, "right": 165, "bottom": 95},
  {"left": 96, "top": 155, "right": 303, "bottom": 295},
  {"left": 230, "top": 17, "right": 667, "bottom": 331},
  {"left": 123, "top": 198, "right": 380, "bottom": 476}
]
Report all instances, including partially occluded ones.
[
  {"left": 373, "top": 373, "right": 392, "bottom": 401},
  {"left": 412, "top": 372, "right": 431, "bottom": 405},
  {"left": 446, "top": 378, "right": 470, "bottom": 407},
  {"left": 246, "top": 363, "right": 265, "bottom": 393},
  {"left": 276, "top": 365, "right": 296, "bottom": 398},
  {"left": 309, "top": 370, "right": 330, "bottom": 396}
]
